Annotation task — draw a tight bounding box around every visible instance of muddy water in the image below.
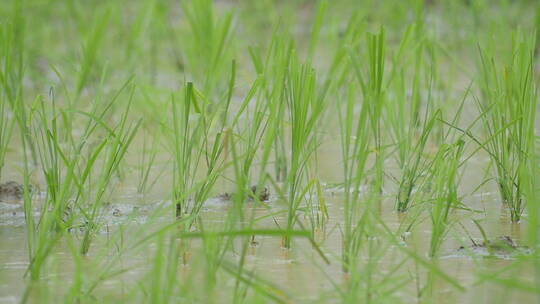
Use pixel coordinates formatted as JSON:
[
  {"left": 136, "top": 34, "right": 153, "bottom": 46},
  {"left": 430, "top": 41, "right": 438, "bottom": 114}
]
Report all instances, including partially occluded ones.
[{"left": 0, "top": 138, "right": 537, "bottom": 303}]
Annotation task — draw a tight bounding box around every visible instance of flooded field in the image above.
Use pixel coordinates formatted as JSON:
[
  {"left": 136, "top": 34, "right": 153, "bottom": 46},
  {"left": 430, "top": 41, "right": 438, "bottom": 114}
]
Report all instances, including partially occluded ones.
[
  {"left": 1, "top": 140, "right": 538, "bottom": 303},
  {"left": 1, "top": 0, "right": 539, "bottom": 303}
]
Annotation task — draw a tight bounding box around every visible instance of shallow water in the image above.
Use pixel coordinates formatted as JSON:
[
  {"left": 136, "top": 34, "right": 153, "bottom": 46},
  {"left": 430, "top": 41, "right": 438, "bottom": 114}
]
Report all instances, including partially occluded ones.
[
  {"left": 0, "top": 0, "right": 538, "bottom": 301},
  {"left": 0, "top": 138, "right": 538, "bottom": 304}
]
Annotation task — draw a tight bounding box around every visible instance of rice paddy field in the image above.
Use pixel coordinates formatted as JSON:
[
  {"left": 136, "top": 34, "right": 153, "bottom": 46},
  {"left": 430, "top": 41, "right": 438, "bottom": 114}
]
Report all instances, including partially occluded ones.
[{"left": 1, "top": 0, "right": 540, "bottom": 303}]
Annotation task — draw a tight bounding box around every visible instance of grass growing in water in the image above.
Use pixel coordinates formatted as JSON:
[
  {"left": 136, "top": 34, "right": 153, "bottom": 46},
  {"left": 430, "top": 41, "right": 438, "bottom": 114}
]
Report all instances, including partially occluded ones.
[
  {"left": 180, "top": 0, "right": 234, "bottom": 96},
  {"left": 282, "top": 55, "right": 325, "bottom": 249},
  {"left": 1, "top": 0, "right": 539, "bottom": 302},
  {"left": 337, "top": 82, "right": 371, "bottom": 272},
  {"left": 429, "top": 139, "right": 465, "bottom": 257},
  {"left": 170, "top": 82, "right": 226, "bottom": 222},
  {"left": 477, "top": 32, "right": 537, "bottom": 222},
  {"left": 348, "top": 29, "right": 388, "bottom": 197},
  {"left": 24, "top": 83, "right": 140, "bottom": 280},
  {"left": 386, "top": 25, "right": 441, "bottom": 212}
]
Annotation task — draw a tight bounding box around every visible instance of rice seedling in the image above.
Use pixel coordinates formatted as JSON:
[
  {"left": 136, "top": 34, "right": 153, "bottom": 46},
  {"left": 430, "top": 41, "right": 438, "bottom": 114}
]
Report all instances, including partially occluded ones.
[
  {"left": 75, "top": 10, "right": 110, "bottom": 101},
  {"left": 337, "top": 82, "right": 371, "bottom": 272},
  {"left": 349, "top": 28, "right": 387, "bottom": 195},
  {"left": 394, "top": 108, "right": 440, "bottom": 213},
  {"left": 334, "top": 26, "right": 391, "bottom": 272},
  {"left": 136, "top": 128, "right": 164, "bottom": 194},
  {"left": 226, "top": 76, "right": 272, "bottom": 218},
  {"left": 282, "top": 55, "right": 326, "bottom": 249},
  {"left": 0, "top": 4, "right": 38, "bottom": 166},
  {"left": 303, "top": 180, "right": 329, "bottom": 238},
  {"left": 520, "top": 114, "right": 540, "bottom": 302},
  {"left": 79, "top": 99, "right": 140, "bottom": 254},
  {"left": 2, "top": 0, "right": 540, "bottom": 303},
  {"left": 170, "top": 80, "right": 231, "bottom": 223},
  {"left": 477, "top": 31, "right": 537, "bottom": 222},
  {"left": 251, "top": 31, "right": 293, "bottom": 183},
  {"left": 22, "top": 82, "right": 140, "bottom": 282},
  {"left": 144, "top": 229, "right": 185, "bottom": 303},
  {"left": 171, "top": 82, "right": 216, "bottom": 221},
  {"left": 535, "top": 6, "right": 540, "bottom": 54},
  {"left": 384, "top": 23, "right": 443, "bottom": 212},
  {"left": 179, "top": 0, "right": 234, "bottom": 96},
  {"left": 429, "top": 139, "right": 465, "bottom": 257},
  {"left": 340, "top": 229, "right": 410, "bottom": 304}
]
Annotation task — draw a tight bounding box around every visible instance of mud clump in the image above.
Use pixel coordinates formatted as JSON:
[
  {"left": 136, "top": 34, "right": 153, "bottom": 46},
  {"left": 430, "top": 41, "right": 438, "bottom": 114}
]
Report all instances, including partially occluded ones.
[
  {"left": 0, "top": 181, "right": 32, "bottom": 201},
  {"left": 249, "top": 185, "right": 270, "bottom": 201},
  {"left": 457, "top": 236, "right": 529, "bottom": 257},
  {"left": 218, "top": 185, "right": 270, "bottom": 202}
]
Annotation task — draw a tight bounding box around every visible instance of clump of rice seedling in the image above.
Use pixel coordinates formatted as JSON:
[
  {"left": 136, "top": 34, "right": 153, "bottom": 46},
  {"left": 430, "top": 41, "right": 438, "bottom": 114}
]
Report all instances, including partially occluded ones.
[
  {"left": 332, "top": 17, "right": 385, "bottom": 272},
  {"left": 79, "top": 97, "right": 140, "bottom": 254},
  {"left": 477, "top": 32, "right": 537, "bottom": 222},
  {"left": 170, "top": 81, "right": 228, "bottom": 223},
  {"left": 171, "top": 60, "right": 250, "bottom": 225},
  {"left": 179, "top": 0, "right": 235, "bottom": 96},
  {"left": 349, "top": 28, "right": 387, "bottom": 195},
  {"left": 385, "top": 24, "right": 442, "bottom": 212},
  {"left": 25, "top": 83, "right": 140, "bottom": 278},
  {"left": 250, "top": 31, "right": 294, "bottom": 183},
  {"left": 225, "top": 87, "right": 274, "bottom": 302},
  {"left": 75, "top": 10, "right": 110, "bottom": 101},
  {"left": 303, "top": 2, "right": 331, "bottom": 236},
  {"left": 337, "top": 83, "right": 371, "bottom": 272},
  {"left": 226, "top": 80, "right": 271, "bottom": 214},
  {"left": 0, "top": 6, "right": 38, "bottom": 166},
  {"left": 282, "top": 55, "right": 326, "bottom": 249},
  {"left": 429, "top": 139, "right": 465, "bottom": 257},
  {"left": 304, "top": 180, "right": 329, "bottom": 237},
  {"left": 335, "top": 27, "right": 390, "bottom": 271},
  {"left": 393, "top": 105, "right": 440, "bottom": 213}
]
